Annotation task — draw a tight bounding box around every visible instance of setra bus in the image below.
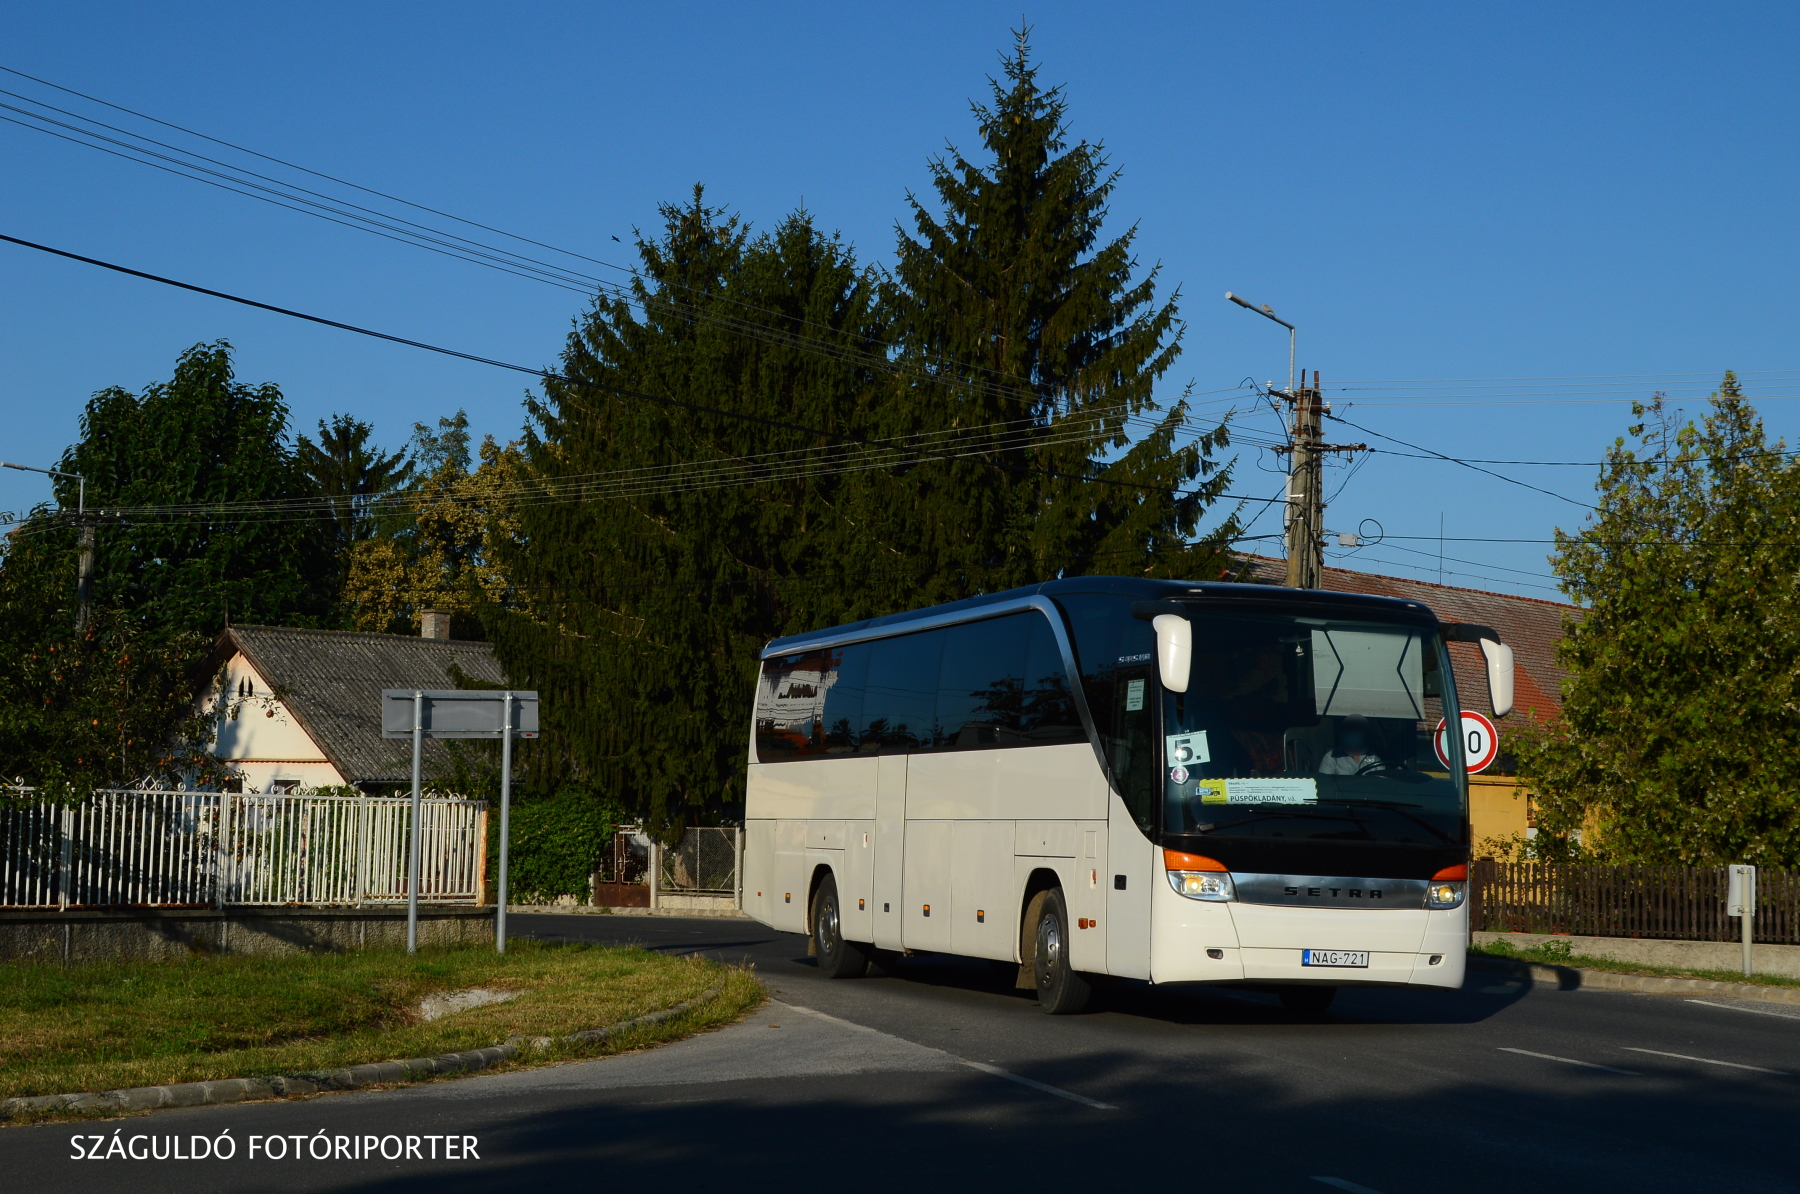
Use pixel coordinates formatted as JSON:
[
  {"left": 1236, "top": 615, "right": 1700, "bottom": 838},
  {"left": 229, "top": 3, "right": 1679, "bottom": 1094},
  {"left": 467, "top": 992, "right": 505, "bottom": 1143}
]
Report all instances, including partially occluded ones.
[{"left": 741, "top": 577, "right": 1513, "bottom": 1014}]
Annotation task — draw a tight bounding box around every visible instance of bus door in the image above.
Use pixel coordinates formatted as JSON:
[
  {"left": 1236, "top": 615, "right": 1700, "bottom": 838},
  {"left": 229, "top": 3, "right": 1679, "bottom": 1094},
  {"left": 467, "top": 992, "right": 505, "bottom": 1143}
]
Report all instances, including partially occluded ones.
[
  {"left": 873, "top": 754, "right": 906, "bottom": 950},
  {"left": 1106, "top": 661, "right": 1157, "bottom": 979}
]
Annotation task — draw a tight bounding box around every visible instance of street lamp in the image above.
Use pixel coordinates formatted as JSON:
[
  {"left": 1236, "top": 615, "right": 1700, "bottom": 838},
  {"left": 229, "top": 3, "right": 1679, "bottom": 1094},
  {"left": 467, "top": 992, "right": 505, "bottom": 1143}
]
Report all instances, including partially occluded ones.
[
  {"left": 1226, "top": 292, "right": 1295, "bottom": 395},
  {"left": 3, "top": 460, "right": 84, "bottom": 515},
  {"left": 4, "top": 460, "right": 92, "bottom": 631}
]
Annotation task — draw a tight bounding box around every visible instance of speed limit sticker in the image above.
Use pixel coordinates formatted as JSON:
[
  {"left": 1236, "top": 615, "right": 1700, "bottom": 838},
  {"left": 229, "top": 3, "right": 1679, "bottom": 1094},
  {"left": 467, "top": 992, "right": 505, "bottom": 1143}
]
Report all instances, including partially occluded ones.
[{"left": 1435, "top": 710, "right": 1500, "bottom": 773}]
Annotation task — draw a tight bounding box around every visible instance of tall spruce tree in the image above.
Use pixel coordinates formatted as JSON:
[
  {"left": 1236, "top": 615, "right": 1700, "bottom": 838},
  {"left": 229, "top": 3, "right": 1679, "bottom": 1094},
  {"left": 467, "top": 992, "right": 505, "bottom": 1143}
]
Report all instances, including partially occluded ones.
[
  {"left": 486, "top": 195, "right": 891, "bottom": 828},
  {"left": 1516, "top": 374, "right": 1800, "bottom": 865},
  {"left": 488, "top": 38, "right": 1236, "bottom": 829},
  {"left": 881, "top": 29, "right": 1235, "bottom": 596}
]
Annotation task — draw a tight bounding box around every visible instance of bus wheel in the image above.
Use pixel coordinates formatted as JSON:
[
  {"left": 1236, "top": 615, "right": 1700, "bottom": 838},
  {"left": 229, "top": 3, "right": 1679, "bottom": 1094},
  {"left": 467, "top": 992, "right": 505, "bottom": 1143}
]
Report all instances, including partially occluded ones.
[
  {"left": 1032, "top": 888, "right": 1093, "bottom": 1014},
  {"left": 812, "top": 874, "right": 868, "bottom": 979},
  {"left": 1278, "top": 986, "right": 1336, "bottom": 1017}
]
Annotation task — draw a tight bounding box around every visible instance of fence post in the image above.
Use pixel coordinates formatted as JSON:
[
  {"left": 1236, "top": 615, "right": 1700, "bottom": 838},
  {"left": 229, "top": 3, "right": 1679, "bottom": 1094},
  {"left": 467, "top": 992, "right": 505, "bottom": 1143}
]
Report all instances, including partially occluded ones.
[
  {"left": 215, "top": 792, "right": 232, "bottom": 910},
  {"left": 1470, "top": 857, "right": 1496, "bottom": 939},
  {"left": 734, "top": 826, "right": 745, "bottom": 912},
  {"left": 355, "top": 790, "right": 369, "bottom": 907},
  {"left": 649, "top": 838, "right": 660, "bottom": 911},
  {"left": 57, "top": 803, "right": 72, "bottom": 912}
]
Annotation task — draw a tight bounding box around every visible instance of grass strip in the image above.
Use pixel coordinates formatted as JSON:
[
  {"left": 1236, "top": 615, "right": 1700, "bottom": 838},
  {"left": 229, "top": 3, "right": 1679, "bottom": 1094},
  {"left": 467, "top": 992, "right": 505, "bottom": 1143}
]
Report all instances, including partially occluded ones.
[
  {"left": 1470, "top": 938, "right": 1800, "bottom": 989},
  {"left": 0, "top": 940, "right": 762, "bottom": 1120}
]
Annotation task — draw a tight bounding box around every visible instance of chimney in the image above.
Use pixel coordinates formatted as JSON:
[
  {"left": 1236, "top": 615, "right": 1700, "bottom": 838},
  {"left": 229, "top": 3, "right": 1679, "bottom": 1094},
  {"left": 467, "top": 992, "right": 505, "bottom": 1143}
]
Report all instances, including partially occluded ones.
[{"left": 419, "top": 609, "right": 451, "bottom": 641}]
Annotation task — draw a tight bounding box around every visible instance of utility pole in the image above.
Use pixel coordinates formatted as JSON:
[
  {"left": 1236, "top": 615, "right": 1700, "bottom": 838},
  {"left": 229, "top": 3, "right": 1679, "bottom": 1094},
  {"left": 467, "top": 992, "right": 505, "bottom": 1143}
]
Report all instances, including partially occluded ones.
[
  {"left": 3, "top": 461, "right": 91, "bottom": 630},
  {"left": 1274, "top": 372, "right": 1363, "bottom": 589},
  {"left": 1224, "top": 296, "right": 1365, "bottom": 590}
]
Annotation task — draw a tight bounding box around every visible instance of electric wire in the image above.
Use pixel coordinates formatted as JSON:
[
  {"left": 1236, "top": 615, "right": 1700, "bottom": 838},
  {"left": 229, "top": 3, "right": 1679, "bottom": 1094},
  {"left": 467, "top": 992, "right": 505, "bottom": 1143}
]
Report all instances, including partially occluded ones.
[
  {"left": 0, "top": 69, "right": 1226, "bottom": 428},
  {"left": 0, "top": 233, "right": 1281, "bottom": 534}
]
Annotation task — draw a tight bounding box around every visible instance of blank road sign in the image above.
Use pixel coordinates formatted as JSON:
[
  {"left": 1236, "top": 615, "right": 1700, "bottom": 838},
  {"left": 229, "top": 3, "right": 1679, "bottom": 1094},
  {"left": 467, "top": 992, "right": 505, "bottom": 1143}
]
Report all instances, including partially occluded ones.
[{"left": 381, "top": 689, "right": 539, "bottom": 739}]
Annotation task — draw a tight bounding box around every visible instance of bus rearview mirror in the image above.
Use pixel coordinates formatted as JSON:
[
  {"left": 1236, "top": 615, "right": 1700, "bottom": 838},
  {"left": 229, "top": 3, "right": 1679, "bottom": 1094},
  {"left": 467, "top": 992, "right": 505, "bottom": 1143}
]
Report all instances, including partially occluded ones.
[
  {"left": 1479, "top": 638, "right": 1514, "bottom": 718},
  {"left": 1152, "top": 614, "right": 1191, "bottom": 693}
]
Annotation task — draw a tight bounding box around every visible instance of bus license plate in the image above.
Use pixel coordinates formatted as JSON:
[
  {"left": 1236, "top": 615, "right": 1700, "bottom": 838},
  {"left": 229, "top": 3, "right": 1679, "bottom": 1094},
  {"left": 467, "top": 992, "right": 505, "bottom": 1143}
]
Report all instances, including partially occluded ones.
[{"left": 1301, "top": 949, "right": 1369, "bottom": 968}]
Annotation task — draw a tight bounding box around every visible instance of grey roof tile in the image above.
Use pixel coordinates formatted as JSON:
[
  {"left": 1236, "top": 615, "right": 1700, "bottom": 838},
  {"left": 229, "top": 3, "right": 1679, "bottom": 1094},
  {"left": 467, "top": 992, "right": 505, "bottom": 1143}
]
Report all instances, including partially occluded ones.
[{"left": 208, "top": 626, "right": 505, "bottom": 785}]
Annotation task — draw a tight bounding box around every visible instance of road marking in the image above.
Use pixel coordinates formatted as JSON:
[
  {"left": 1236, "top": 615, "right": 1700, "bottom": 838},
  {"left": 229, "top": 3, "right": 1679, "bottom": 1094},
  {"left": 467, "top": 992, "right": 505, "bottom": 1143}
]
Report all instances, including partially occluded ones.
[
  {"left": 1497, "top": 1047, "right": 1637, "bottom": 1075},
  {"left": 1686, "top": 998, "right": 1800, "bottom": 1020},
  {"left": 1313, "top": 1178, "right": 1388, "bottom": 1194},
  {"left": 1622, "top": 1047, "right": 1788, "bottom": 1075},
  {"left": 774, "top": 1000, "right": 1117, "bottom": 1110}
]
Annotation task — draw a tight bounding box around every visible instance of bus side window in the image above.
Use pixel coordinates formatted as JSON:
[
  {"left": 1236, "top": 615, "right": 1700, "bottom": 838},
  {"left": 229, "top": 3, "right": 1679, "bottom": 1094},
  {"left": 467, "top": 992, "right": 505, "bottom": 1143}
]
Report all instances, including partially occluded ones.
[
  {"left": 1021, "top": 613, "right": 1085, "bottom": 746},
  {"left": 865, "top": 629, "right": 946, "bottom": 753},
  {"left": 823, "top": 642, "right": 870, "bottom": 753},
  {"left": 1111, "top": 665, "right": 1158, "bottom": 833},
  {"left": 937, "top": 614, "right": 1029, "bottom": 750},
  {"left": 755, "top": 650, "right": 834, "bottom": 763},
  {"left": 1057, "top": 592, "right": 1157, "bottom": 828}
]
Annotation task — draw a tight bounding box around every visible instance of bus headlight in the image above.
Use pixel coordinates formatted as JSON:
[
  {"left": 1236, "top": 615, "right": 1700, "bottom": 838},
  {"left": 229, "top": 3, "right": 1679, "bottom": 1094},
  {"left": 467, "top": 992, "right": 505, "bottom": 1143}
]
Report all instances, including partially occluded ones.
[
  {"left": 1168, "top": 870, "right": 1236, "bottom": 902},
  {"left": 1426, "top": 881, "right": 1465, "bottom": 910}
]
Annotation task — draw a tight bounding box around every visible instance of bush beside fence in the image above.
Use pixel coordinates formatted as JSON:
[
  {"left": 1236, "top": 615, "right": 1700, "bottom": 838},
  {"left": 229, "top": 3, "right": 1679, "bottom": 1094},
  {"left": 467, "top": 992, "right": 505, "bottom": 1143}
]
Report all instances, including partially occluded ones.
[{"left": 1472, "top": 860, "right": 1800, "bottom": 944}]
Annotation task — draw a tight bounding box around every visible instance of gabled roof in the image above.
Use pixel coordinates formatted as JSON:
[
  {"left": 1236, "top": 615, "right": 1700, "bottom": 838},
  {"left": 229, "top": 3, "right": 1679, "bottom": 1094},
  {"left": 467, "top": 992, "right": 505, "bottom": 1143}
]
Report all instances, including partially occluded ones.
[
  {"left": 1236, "top": 557, "right": 1577, "bottom": 721},
  {"left": 202, "top": 626, "right": 506, "bottom": 785}
]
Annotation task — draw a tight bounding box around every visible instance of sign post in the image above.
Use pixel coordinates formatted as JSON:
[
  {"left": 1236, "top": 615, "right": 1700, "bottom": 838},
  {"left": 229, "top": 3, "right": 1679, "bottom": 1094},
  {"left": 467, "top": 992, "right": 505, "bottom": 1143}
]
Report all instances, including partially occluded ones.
[
  {"left": 408, "top": 690, "right": 423, "bottom": 952},
  {"left": 1728, "top": 864, "right": 1756, "bottom": 977},
  {"left": 382, "top": 690, "right": 539, "bottom": 954}
]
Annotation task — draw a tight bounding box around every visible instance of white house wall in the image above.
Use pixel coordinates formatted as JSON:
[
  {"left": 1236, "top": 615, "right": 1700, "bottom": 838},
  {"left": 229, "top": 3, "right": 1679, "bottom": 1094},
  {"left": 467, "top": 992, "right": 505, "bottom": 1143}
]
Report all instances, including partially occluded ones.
[{"left": 197, "top": 652, "right": 346, "bottom": 791}]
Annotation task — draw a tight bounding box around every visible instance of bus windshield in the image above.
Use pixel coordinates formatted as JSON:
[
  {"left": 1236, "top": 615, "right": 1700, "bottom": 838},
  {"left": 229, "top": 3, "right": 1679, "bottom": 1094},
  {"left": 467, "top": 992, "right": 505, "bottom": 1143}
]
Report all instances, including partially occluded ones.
[{"left": 1161, "top": 612, "right": 1465, "bottom": 846}]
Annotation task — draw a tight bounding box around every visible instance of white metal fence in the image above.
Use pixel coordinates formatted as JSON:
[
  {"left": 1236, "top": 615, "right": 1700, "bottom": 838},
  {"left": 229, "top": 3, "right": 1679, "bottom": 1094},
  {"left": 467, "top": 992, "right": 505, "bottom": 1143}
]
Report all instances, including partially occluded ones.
[{"left": 0, "top": 789, "right": 487, "bottom": 908}]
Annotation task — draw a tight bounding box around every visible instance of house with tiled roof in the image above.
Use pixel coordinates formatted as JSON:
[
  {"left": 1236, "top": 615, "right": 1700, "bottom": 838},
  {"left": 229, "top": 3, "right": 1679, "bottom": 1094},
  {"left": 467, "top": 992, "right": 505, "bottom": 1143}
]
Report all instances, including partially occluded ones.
[
  {"left": 1239, "top": 557, "right": 1579, "bottom": 847},
  {"left": 195, "top": 614, "right": 504, "bottom": 792}
]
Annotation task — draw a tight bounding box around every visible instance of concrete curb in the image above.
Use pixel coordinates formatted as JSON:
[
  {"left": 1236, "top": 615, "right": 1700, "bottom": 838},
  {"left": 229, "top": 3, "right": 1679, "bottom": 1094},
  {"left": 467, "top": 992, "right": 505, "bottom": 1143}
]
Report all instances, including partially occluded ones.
[
  {"left": 1468, "top": 954, "right": 1800, "bottom": 1004},
  {"left": 0, "top": 982, "right": 726, "bottom": 1121}
]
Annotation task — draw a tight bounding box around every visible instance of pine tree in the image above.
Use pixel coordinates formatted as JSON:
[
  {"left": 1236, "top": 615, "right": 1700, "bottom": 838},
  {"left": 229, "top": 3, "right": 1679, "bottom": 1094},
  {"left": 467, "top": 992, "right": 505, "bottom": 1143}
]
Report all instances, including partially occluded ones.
[
  {"left": 1516, "top": 374, "right": 1800, "bottom": 864},
  {"left": 485, "top": 194, "right": 890, "bottom": 828},
  {"left": 882, "top": 29, "right": 1235, "bottom": 596}
]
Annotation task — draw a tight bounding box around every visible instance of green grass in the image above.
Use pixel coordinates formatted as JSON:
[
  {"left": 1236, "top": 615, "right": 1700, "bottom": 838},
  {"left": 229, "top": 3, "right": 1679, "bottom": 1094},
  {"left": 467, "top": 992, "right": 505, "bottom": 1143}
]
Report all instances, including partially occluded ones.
[
  {"left": 1470, "top": 937, "right": 1800, "bottom": 989},
  {"left": 0, "top": 941, "right": 762, "bottom": 1117}
]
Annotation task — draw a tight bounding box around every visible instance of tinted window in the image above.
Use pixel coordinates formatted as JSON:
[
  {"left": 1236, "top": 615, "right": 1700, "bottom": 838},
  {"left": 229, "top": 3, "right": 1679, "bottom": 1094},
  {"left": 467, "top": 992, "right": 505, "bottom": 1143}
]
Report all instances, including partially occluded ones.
[
  {"left": 1056, "top": 592, "right": 1158, "bottom": 828},
  {"left": 822, "top": 642, "right": 869, "bottom": 753},
  {"left": 865, "top": 629, "right": 945, "bottom": 752},
  {"left": 936, "top": 614, "right": 1030, "bottom": 750},
  {"left": 1021, "top": 613, "right": 1086, "bottom": 745},
  {"left": 754, "top": 648, "right": 838, "bottom": 763}
]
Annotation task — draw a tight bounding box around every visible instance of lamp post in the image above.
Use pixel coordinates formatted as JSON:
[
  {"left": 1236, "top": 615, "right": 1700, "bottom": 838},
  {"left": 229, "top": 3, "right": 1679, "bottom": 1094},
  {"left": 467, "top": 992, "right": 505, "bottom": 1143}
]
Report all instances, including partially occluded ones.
[
  {"left": 3, "top": 461, "right": 92, "bottom": 631},
  {"left": 1226, "top": 292, "right": 1295, "bottom": 396}
]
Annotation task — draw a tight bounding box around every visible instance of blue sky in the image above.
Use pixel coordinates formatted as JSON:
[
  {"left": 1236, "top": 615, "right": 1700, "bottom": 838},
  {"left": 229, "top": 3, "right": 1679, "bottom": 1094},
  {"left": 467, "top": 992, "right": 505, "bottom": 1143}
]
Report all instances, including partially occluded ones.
[{"left": 3, "top": 2, "right": 1797, "bottom": 599}]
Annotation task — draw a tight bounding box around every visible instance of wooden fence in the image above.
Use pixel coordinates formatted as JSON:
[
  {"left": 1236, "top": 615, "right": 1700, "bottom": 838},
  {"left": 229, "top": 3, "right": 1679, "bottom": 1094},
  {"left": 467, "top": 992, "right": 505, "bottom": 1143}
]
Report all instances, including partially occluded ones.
[{"left": 1471, "top": 861, "right": 1800, "bottom": 944}]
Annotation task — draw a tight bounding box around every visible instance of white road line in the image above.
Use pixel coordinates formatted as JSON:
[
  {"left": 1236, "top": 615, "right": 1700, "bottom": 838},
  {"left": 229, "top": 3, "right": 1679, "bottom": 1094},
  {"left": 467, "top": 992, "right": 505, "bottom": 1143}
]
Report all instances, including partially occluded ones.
[
  {"left": 774, "top": 1000, "right": 1118, "bottom": 1110},
  {"left": 1622, "top": 1047, "right": 1788, "bottom": 1075},
  {"left": 1313, "top": 1178, "right": 1388, "bottom": 1194},
  {"left": 1497, "top": 1047, "right": 1637, "bottom": 1075},
  {"left": 1686, "top": 998, "right": 1800, "bottom": 1020}
]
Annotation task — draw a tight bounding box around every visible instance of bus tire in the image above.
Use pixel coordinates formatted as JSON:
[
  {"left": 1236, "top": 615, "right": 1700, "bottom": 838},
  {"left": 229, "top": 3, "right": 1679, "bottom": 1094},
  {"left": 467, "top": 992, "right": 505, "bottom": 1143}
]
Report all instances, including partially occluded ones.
[
  {"left": 1278, "top": 986, "right": 1336, "bottom": 1017},
  {"left": 812, "top": 874, "right": 868, "bottom": 979},
  {"left": 1031, "top": 888, "right": 1092, "bottom": 1014}
]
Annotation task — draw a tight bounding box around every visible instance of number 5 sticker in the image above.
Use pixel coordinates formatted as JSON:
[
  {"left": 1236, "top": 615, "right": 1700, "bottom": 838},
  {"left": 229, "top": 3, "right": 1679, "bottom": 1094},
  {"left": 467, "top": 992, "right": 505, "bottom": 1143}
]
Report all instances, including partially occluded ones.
[{"left": 1435, "top": 710, "right": 1499, "bottom": 773}]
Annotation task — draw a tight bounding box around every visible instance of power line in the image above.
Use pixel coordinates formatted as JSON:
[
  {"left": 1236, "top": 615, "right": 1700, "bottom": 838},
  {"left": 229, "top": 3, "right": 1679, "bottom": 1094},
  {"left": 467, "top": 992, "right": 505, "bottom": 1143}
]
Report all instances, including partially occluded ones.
[
  {"left": 1324, "top": 411, "right": 1595, "bottom": 510},
  {"left": 0, "top": 232, "right": 1279, "bottom": 531},
  {"left": 0, "top": 67, "right": 1216, "bottom": 426}
]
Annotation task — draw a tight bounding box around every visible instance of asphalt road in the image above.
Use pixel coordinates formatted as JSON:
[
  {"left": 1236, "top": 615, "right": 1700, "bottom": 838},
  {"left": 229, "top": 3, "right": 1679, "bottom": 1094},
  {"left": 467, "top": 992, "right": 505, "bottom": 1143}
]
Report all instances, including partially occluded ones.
[{"left": 6, "top": 912, "right": 1798, "bottom": 1194}]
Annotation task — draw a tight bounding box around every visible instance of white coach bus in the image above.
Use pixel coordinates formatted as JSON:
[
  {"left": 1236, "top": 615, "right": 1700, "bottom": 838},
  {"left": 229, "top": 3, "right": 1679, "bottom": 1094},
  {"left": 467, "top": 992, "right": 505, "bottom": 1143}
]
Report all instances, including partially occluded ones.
[{"left": 742, "top": 578, "right": 1514, "bottom": 1014}]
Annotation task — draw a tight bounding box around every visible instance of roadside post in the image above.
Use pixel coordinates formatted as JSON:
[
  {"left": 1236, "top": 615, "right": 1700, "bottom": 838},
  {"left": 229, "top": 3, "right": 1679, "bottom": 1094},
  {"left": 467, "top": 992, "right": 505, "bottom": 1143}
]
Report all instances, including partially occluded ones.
[
  {"left": 382, "top": 689, "right": 539, "bottom": 954},
  {"left": 1727, "top": 864, "right": 1756, "bottom": 977}
]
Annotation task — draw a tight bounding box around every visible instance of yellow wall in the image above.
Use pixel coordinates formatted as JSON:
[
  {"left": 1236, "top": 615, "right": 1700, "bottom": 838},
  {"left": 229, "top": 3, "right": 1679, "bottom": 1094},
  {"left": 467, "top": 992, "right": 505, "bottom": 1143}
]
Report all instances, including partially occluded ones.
[{"left": 1470, "top": 774, "right": 1529, "bottom": 849}]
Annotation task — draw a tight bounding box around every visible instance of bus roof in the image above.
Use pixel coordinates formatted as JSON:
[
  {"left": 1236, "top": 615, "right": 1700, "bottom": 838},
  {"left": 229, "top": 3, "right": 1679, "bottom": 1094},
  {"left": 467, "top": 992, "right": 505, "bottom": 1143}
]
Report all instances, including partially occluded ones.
[{"left": 762, "top": 576, "right": 1441, "bottom": 658}]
